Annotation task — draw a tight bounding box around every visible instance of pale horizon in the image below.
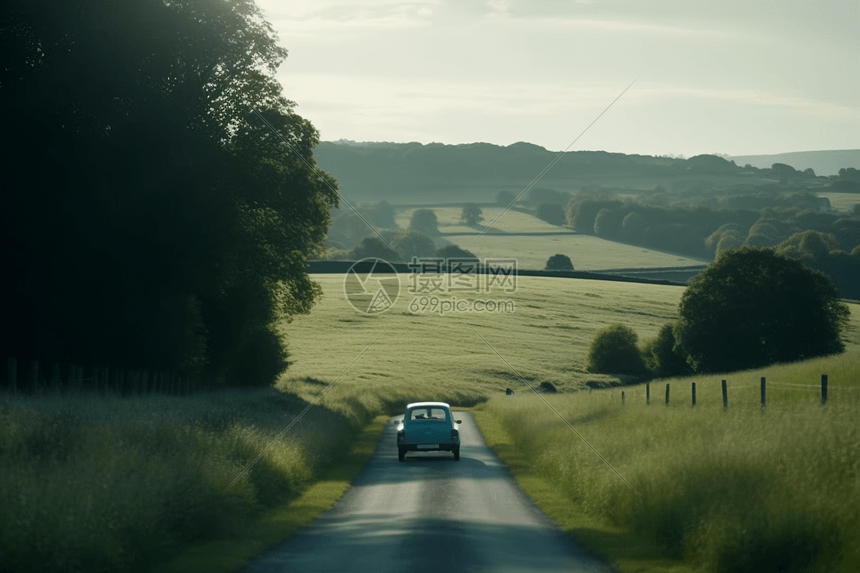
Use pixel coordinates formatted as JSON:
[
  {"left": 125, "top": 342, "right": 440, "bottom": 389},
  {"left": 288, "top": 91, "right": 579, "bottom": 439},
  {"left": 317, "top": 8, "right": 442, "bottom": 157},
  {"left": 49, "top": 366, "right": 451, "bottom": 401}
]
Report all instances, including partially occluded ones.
[{"left": 257, "top": 0, "right": 859, "bottom": 159}]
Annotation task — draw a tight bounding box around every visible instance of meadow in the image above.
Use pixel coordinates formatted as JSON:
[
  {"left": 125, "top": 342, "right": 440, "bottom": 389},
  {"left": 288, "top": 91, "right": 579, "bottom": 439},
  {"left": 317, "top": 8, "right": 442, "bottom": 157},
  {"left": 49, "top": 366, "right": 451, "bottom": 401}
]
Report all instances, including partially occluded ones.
[
  {"left": 817, "top": 192, "right": 860, "bottom": 213},
  {"left": 2, "top": 274, "right": 858, "bottom": 572},
  {"left": 475, "top": 352, "right": 860, "bottom": 573},
  {"left": 395, "top": 206, "right": 566, "bottom": 234},
  {"left": 279, "top": 274, "right": 860, "bottom": 573},
  {"left": 394, "top": 206, "right": 708, "bottom": 270}
]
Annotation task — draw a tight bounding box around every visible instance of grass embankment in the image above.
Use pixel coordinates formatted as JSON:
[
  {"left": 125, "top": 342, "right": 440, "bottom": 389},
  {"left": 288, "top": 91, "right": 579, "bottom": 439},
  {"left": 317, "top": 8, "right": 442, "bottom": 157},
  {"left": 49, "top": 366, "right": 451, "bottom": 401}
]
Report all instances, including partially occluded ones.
[
  {"left": 0, "top": 386, "right": 483, "bottom": 573},
  {"left": 474, "top": 352, "right": 860, "bottom": 573}
]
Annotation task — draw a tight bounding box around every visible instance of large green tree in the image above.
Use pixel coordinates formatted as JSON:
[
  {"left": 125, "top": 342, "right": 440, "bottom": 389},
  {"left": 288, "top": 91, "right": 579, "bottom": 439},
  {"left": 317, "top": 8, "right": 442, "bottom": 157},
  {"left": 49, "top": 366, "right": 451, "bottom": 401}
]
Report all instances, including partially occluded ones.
[
  {"left": 1, "top": 0, "right": 336, "bottom": 387},
  {"left": 674, "top": 247, "right": 849, "bottom": 373}
]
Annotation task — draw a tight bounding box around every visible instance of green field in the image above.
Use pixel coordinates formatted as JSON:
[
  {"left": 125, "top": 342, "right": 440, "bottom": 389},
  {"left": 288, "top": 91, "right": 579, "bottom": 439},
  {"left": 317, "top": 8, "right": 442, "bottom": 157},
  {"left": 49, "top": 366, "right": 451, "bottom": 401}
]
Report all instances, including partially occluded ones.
[
  {"left": 395, "top": 206, "right": 567, "bottom": 234},
  {"left": 445, "top": 233, "right": 707, "bottom": 270},
  {"left": 3, "top": 274, "right": 858, "bottom": 573},
  {"left": 818, "top": 192, "right": 860, "bottom": 212},
  {"left": 393, "top": 206, "right": 708, "bottom": 270},
  {"left": 474, "top": 351, "right": 860, "bottom": 573},
  {"left": 278, "top": 274, "right": 860, "bottom": 573}
]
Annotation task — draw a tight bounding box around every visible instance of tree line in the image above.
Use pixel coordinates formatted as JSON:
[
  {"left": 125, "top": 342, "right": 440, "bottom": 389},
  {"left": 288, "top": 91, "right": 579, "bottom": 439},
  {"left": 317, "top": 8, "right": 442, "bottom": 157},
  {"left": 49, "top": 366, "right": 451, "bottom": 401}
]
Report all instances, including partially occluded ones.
[
  {"left": 1, "top": 0, "right": 337, "bottom": 388},
  {"left": 564, "top": 187, "right": 860, "bottom": 298}
]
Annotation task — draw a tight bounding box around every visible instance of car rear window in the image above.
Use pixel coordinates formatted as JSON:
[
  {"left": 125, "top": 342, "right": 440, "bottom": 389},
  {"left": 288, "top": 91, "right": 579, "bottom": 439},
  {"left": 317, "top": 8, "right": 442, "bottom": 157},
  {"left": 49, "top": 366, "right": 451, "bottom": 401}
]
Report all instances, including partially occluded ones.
[{"left": 408, "top": 407, "right": 449, "bottom": 421}]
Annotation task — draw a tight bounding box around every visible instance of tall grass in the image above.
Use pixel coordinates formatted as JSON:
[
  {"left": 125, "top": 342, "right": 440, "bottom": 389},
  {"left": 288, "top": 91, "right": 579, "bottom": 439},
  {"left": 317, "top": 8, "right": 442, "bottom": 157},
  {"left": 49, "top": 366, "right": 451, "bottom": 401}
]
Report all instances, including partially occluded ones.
[
  {"left": 0, "top": 389, "right": 364, "bottom": 572},
  {"left": 0, "top": 380, "right": 486, "bottom": 573},
  {"left": 484, "top": 352, "right": 860, "bottom": 573}
]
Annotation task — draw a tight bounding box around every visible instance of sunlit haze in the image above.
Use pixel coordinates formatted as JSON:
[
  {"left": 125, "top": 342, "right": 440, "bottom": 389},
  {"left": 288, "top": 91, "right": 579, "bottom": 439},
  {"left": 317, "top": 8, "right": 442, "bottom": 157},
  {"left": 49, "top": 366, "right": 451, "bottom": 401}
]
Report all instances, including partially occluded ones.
[{"left": 256, "top": 0, "right": 860, "bottom": 157}]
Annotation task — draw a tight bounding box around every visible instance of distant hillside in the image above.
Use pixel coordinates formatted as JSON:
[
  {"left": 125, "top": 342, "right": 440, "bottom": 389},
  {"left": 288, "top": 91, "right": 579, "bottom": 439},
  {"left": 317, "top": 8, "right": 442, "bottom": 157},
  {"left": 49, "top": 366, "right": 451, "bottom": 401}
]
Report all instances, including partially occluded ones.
[
  {"left": 730, "top": 150, "right": 860, "bottom": 177},
  {"left": 313, "top": 141, "right": 779, "bottom": 203}
]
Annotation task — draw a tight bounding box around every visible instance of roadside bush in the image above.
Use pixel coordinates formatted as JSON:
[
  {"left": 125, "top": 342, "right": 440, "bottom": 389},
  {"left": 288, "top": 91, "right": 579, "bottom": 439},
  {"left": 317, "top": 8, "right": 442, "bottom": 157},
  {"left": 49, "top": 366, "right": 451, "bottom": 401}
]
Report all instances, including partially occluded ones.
[
  {"left": 642, "top": 323, "right": 692, "bottom": 378},
  {"left": 586, "top": 324, "right": 647, "bottom": 376}
]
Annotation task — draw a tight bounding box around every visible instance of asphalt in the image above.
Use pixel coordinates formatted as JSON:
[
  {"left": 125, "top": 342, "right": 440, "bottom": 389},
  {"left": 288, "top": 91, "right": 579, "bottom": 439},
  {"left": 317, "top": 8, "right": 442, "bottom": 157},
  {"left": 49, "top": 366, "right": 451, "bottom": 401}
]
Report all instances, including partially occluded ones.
[{"left": 241, "top": 412, "right": 618, "bottom": 573}]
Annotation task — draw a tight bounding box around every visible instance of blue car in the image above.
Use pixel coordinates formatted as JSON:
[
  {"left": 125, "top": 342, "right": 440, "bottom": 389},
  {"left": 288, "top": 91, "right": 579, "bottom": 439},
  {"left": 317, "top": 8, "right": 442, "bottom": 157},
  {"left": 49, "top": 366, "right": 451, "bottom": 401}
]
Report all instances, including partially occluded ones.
[{"left": 396, "top": 402, "right": 461, "bottom": 462}]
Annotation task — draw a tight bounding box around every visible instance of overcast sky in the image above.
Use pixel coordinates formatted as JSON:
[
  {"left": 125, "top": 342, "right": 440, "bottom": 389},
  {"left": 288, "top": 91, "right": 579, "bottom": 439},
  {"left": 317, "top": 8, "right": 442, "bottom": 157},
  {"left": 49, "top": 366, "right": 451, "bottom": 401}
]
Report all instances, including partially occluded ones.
[{"left": 256, "top": 0, "right": 859, "bottom": 157}]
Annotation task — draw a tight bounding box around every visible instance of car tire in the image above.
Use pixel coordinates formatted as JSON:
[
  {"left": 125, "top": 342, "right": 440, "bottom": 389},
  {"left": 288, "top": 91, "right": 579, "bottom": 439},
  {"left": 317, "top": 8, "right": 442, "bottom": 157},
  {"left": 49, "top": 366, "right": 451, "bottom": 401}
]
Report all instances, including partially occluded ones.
[
  {"left": 398, "top": 448, "right": 405, "bottom": 462},
  {"left": 453, "top": 447, "right": 460, "bottom": 461}
]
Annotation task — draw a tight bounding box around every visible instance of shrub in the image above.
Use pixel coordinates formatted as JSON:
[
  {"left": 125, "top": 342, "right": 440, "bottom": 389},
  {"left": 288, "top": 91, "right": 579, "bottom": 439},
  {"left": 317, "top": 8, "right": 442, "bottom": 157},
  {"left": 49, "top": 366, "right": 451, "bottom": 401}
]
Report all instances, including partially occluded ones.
[
  {"left": 538, "top": 381, "right": 558, "bottom": 393},
  {"left": 434, "top": 244, "right": 478, "bottom": 260},
  {"left": 392, "top": 231, "right": 436, "bottom": 261},
  {"left": 642, "top": 323, "right": 692, "bottom": 378},
  {"left": 545, "top": 254, "right": 573, "bottom": 271},
  {"left": 350, "top": 237, "right": 401, "bottom": 261},
  {"left": 586, "top": 324, "right": 647, "bottom": 376}
]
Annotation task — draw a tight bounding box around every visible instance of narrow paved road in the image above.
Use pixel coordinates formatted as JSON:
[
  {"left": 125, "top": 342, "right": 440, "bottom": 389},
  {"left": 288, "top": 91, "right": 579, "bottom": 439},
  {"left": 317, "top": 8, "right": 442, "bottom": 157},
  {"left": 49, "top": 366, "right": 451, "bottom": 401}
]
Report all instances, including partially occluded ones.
[{"left": 242, "top": 412, "right": 617, "bottom": 573}]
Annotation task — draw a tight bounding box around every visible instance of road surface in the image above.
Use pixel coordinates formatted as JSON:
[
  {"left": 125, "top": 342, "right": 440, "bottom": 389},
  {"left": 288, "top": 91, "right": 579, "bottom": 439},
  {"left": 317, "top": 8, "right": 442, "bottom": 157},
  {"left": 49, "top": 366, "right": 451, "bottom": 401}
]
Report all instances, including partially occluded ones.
[{"left": 242, "top": 412, "right": 617, "bottom": 573}]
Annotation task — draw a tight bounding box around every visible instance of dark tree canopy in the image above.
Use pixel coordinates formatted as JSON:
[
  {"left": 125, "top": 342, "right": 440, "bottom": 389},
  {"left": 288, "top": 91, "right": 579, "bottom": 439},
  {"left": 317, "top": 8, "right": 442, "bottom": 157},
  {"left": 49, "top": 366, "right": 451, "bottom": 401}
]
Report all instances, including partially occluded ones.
[
  {"left": 545, "top": 254, "right": 573, "bottom": 271},
  {"left": 461, "top": 203, "right": 484, "bottom": 226},
  {"left": 393, "top": 231, "right": 436, "bottom": 261},
  {"left": 642, "top": 323, "right": 691, "bottom": 378},
  {"left": 409, "top": 209, "right": 440, "bottom": 236},
  {"left": 1, "top": 0, "right": 337, "bottom": 387},
  {"left": 496, "top": 190, "right": 516, "bottom": 206},
  {"left": 351, "top": 237, "right": 400, "bottom": 262},
  {"left": 536, "top": 203, "right": 566, "bottom": 226},
  {"left": 434, "top": 245, "right": 478, "bottom": 260},
  {"left": 675, "top": 247, "right": 850, "bottom": 373}
]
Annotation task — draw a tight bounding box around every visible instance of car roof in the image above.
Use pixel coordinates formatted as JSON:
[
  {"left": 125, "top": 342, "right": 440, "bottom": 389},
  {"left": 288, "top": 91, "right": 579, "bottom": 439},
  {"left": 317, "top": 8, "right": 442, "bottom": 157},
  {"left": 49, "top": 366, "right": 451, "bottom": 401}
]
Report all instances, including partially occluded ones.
[{"left": 405, "top": 401, "right": 451, "bottom": 409}]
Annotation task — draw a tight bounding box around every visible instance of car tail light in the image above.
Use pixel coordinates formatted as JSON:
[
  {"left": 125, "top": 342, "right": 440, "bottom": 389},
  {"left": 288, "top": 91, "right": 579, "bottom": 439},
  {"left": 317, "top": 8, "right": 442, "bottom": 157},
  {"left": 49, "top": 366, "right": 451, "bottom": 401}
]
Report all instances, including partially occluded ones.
[{"left": 450, "top": 429, "right": 459, "bottom": 441}]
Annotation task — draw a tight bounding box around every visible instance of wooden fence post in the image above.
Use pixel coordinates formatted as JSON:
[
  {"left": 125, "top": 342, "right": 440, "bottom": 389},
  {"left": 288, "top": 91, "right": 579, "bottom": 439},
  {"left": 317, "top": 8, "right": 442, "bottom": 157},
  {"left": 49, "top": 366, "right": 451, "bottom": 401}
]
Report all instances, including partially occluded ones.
[
  {"left": 8, "top": 357, "right": 17, "bottom": 395},
  {"left": 621, "top": 390, "right": 625, "bottom": 405},
  {"left": 722, "top": 379, "right": 728, "bottom": 409},
  {"left": 761, "top": 376, "right": 767, "bottom": 412},
  {"left": 646, "top": 382, "right": 650, "bottom": 405},
  {"left": 30, "top": 360, "right": 39, "bottom": 395},
  {"left": 665, "top": 383, "right": 670, "bottom": 405},
  {"left": 691, "top": 382, "right": 696, "bottom": 406},
  {"left": 821, "top": 374, "right": 828, "bottom": 407}
]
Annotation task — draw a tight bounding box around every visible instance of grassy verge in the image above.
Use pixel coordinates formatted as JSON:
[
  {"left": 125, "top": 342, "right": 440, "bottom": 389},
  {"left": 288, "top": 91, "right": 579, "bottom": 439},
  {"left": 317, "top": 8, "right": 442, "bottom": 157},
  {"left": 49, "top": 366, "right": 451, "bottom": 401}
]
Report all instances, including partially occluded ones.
[
  {"left": 471, "top": 351, "right": 860, "bottom": 573},
  {"left": 470, "top": 406, "right": 693, "bottom": 573},
  {"left": 0, "top": 379, "right": 486, "bottom": 573},
  {"left": 158, "top": 415, "right": 389, "bottom": 573},
  {"left": 0, "top": 390, "right": 381, "bottom": 573}
]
